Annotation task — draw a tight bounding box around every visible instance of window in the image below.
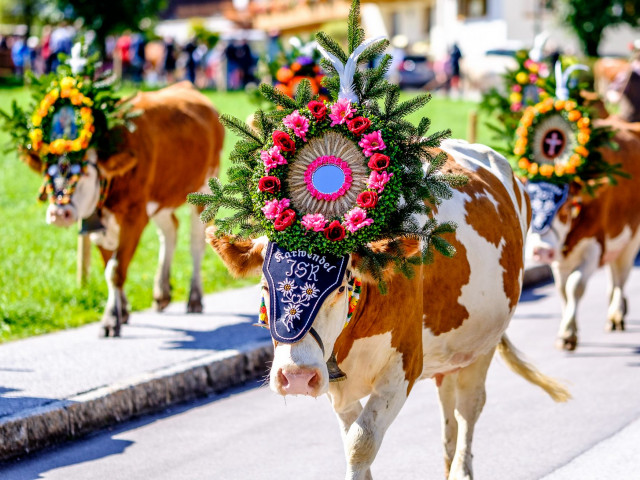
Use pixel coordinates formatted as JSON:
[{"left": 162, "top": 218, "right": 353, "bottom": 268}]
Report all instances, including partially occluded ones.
[{"left": 458, "top": 0, "right": 487, "bottom": 18}]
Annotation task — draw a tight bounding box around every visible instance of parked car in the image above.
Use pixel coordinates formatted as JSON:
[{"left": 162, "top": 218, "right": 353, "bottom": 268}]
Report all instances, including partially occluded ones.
[{"left": 398, "top": 55, "right": 435, "bottom": 89}]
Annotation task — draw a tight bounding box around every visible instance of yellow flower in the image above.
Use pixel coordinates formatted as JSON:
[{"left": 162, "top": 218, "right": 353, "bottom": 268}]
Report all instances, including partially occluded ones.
[
  {"left": 568, "top": 110, "right": 582, "bottom": 122},
  {"left": 29, "top": 129, "right": 43, "bottom": 143},
  {"left": 60, "top": 77, "right": 76, "bottom": 90},
  {"left": 554, "top": 100, "right": 566, "bottom": 111},
  {"left": 554, "top": 164, "right": 565, "bottom": 176},
  {"left": 518, "top": 158, "right": 531, "bottom": 169},
  {"left": 510, "top": 92, "right": 523, "bottom": 104},
  {"left": 49, "top": 88, "right": 59, "bottom": 101},
  {"left": 539, "top": 164, "right": 554, "bottom": 177},
  {"left": 60, "top": 88, "right": 71, "bottom": 98},
  {"left": 516, "top": 127, "right": 528, "bottom": 137},
  {"left": 516, "top": 72, "right": 529, "bottom": 84},
  {"left": 528, "top": 163, "right": 539, "bottom": 175},
  {"left": 575, "top": 145, "right": 589, "bottom": 157},
  {"left": 527, "top": 63, "right": 539, "bottom": 74},
  {"left": 514, "top": 145, "right": 526, "bottom": 156},
  {"left": 40, "top": 144, "right": 49, "bottom": 156},
  {"left": 569, "top": 154, "right": 582, "bottom": 166},
  {"left": 578, "top": 132, "right": 590, "bottom": 145},
  {"left": 577, "top": 117, "right": 590, "bottom": 129},
  {"left": 564, "top": 101, "right": 577, "bottom": 111},
  {"left": 31, "top": 114, "right": 42, "bottom": 127},
  {"left": 82, "top": 97, "right": 94, "bottom": 106},
  {"left": 71, "top": 139, "right": 83, "bottom": 151}
]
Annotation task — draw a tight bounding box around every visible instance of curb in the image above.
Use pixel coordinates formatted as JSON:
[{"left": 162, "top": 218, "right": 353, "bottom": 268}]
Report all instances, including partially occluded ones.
[
  {"left": 0, "top": 343, "right": 272, "bottom": 463},
  {"left": 0, "top": 265, "right": 552, "bottom": 463}
]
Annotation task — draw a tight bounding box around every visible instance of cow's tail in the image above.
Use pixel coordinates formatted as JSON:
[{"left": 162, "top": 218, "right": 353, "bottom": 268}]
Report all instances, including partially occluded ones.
[{"left": 497, "top": 334, "right": 571, "bottom": 402}]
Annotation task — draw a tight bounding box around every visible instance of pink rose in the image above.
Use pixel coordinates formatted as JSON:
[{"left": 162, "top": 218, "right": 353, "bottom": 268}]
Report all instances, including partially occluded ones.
[
  {"left": 367, "top": 170, "right": 393, "bottom": 193},
  {"left": 343, "top": 207, "right": 374, "bottom": 233},
  {"left": 261, "top": 198, "right": 290, "bottom": 219},
  {"left": 301, "top": 213, "right": 327, "bottom": 232}
]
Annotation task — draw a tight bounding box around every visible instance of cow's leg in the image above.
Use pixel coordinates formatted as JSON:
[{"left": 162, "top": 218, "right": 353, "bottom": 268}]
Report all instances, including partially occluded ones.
[
  {"left": 437, "top": 374, "right": 458, "bottom": 478},
  {"left": 555, "top": 244, "right": 600, "bottom": 351},
  {"left": 187, "top": 204, "right": 205, "bottom": 313},
  {"left": 336, "top": 379, "right": 409, "bottom": 480},
  {"left": 102, "top": 216, "right": 147, "bottom": 337},
  {"left": 606, "top": 239, "right": 640, "bottom": 331},
  {"left": 151, "top": 209, "right": 178, "bottom": 311},
  {"left": 447, "top": 350, "right": 493, "bottom": 480}
]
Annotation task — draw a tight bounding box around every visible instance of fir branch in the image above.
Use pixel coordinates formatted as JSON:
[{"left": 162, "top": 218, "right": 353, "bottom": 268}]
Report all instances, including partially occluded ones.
[
  {"left": 347, "top": 0, "right": 365, "bottom": 54},
  {"left": 294, "top": 79, "right": 313, "bottom": 107},
  {"left": 258, "top": 83, "right": 298, "bottom": 110},
  {"left": 220, "top": 114, "right": 263, "bottom": 143},
  {"left": 357, "top": 39, "right": 390, "bottom": 65},
  {"left": 387, "top": 94, "right": 431, "bottom": 121},
  {"left": 384, "top": 86, "right": 400, "bottom": 116},
  {"left": 315, "top": 32, "right": 348, "bottom": 64}
]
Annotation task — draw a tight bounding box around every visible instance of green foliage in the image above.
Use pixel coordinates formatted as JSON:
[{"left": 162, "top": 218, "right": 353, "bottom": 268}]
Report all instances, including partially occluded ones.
[{"left": 561, "top": 0, "right": 639, "bottom": 57}]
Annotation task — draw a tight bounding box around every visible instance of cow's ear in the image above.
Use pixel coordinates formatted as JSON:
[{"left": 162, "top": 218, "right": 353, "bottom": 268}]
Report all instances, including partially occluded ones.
[
  {"left": 96, "top": 150, "right": 137, "bottom": 179},
  {"left": 19, "top": 148, "right": 44, "bottom": 174},
  {"left": 206, "top": 227, "right": 267, "bottom": 278},
  {"left": 579, "top": 90, "right": 609, "bottom": 119},
  {"left": 350, "top": 238, "right": 421, "bottom": 284}
]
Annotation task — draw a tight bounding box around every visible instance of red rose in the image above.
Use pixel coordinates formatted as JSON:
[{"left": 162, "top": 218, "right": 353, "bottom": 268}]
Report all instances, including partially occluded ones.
[
  {"left": 347, "top": 116, "right": 371, "bottom": 136},
  {"left": 307, "top": 100, "right": 327, "bottom": 121},
  {"left": 258, "top": 176, "right": 281, "bottom": 194},
  {"left": 368, "top": 153, "right": 390, "bottom": 171},
  {"left": 272, "top": 130, "right": 296, "bottom": 153},
  {"left": 274, "top": 209, "right": 296, "bottom": 231},
  {"left": 356, "top": 190, "right": 378, "bottom": 209},
  {"left": 323, "top": 220, "right": 346, "bottom": 241}
]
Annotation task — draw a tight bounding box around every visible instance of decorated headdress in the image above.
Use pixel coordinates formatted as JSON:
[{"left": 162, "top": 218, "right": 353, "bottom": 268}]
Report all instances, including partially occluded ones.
[
  {"left": 0, "top": 43, "right": 136, "bottom": 206},
  {"left": 189, "top": 0, "right": 465, "bottom": 291}
]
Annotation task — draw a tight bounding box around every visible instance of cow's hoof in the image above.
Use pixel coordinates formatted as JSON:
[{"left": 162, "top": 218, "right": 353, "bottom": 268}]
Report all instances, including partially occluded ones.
[
  {"left": 187, "top": 298, "right": 203, "bottom": 313},
  {"left": 101, "top": 325, "right": 121, "bottom": 338},
  {"left": 606, "top": 311, "right": 625, "bottom": 332},
  {"left": 153, "top": 296, "right": 171, "bottom": 312},
  {"left": 556, "top": 336, "right": 578, "bottom": 351}
]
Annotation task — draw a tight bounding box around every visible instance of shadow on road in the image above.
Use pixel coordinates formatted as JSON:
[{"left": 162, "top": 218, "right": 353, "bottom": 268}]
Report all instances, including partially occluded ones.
[{"left": 0, "top": 381, "right": 264, "bottom": 480}]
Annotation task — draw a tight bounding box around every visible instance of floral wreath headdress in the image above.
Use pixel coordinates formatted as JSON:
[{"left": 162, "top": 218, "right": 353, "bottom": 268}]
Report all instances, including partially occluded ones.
[
  {"left": 1, "top": 43, "right": 136, "bottom": 206},
  {"left": 512, "top": 61, "right": 623, "bottom": 188},
  {"left": 189, "top": 0, "right": 466, "bottom": 289}
]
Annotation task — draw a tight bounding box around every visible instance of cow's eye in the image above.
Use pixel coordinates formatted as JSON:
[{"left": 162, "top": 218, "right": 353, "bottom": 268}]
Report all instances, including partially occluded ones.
[{"left": 338, "top": 286, "right": 346, "bottom": 293}]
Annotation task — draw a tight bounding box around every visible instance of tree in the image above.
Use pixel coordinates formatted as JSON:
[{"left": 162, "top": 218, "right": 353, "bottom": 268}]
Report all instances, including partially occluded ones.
[
  {"left": 562, "top": 0, "right": 640, "bottom": 57},
  {"left": 55, "top": 0, "right": 166, "bottom": 54},
  {"left": 0, "top": 0, "right": 43, "bottom": 36}
]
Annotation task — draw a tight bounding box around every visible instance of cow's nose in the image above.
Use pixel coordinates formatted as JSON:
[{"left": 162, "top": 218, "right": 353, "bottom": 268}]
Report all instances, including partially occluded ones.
[
  {"left": 532, "top": 246, "right": 555, "bottom": 264},
  {"left": 278, "top": 368, "right": 321, "bottom": 396}
]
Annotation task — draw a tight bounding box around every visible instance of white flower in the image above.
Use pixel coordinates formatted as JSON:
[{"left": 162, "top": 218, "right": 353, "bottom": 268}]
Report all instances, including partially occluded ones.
[
  {"left": 301, "top": 282, "right": 319, "bottom": 300},
  {"left": 277, "top": 278, "right": 297, "bottom": 294},
  {"left": 282, "top": 303, "right": 302, "bottom": 331}
]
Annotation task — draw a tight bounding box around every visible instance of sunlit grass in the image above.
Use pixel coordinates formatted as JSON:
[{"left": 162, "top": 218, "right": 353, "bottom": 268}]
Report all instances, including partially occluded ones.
[{"left": 0, "top": 85, "right": 491, "bottom": 342}]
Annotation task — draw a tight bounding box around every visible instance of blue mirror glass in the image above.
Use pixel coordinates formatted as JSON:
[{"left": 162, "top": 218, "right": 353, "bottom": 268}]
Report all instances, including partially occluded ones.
[
  {"left": 312, "top": 165, "right": 345, "bottom": 194},
  {"left": 50, "top": 106, "right": 79, "bottom": 141}
]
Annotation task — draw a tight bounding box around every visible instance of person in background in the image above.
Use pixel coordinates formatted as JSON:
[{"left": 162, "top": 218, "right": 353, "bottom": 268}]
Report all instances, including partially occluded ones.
[
  {"left": 448, "top": 43, "right": 462, "bottom": 97},
  {"left": 607, "top": 41, "right": 640, "bottom": 123},
  {"left": 184, "top": 37, "right": 197, "bottom": 84},
  {"left": 11, "top": 36, "right": 30, "bottom": 77},
  {"left": 49, "top": 21, "right": 74, "bottom": 71},
  {"left": 163, "top": 37, "right": 176, "bottom": 84}
]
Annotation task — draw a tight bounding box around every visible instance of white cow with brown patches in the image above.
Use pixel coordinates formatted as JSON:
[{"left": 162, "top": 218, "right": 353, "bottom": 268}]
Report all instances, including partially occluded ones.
[
  {"left": 208, "top": 139, "right": 569, "bottom": 480},
  {"left": 528, "top": 118, "right": 640, "bottom": 350}
]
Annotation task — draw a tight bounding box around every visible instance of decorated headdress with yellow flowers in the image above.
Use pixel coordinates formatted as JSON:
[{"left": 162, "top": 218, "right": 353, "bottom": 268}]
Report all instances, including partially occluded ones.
[
  {"left": 1, "top": 43, "right": 136, "bottom": 204},
  {"left": 188, "top": 0, "right": 466, "bottom": 289}
]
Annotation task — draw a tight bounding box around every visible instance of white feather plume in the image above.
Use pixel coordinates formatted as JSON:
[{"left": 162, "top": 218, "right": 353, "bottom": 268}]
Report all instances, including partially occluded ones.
[
  {"left": 317, "top": 36, "right": 386, "bottom": 104},
  {"left": 554, "top": 61, "right": 589, "bottom": 100}
]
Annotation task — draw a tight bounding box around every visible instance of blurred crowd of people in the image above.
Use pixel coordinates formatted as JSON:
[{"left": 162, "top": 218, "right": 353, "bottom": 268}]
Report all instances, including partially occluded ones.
[{"left": 0, "top": 24, "right": 258, "bottom": 91}]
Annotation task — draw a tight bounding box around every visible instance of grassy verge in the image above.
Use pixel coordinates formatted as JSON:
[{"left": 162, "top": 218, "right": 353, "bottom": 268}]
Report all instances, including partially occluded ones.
[{"left": 0, "top": 86, "right": 491, "bottom": 342}]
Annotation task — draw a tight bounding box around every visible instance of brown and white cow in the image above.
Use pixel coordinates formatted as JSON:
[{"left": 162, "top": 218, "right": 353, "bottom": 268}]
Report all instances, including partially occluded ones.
[
  {"left": 207, "top": 139, "right": 569, "bottom": 480},
  {"left": 528, "top": 118, "right": 640, "bottom": 350},
  {"left": 21, "top": 82, "right": 224, "bottom": 336}
]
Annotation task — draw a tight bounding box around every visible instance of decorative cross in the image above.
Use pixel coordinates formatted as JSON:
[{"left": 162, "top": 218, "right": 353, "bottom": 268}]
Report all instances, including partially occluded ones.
[{"left": 544, "top": 132, "right": 563, "bottom": 156}]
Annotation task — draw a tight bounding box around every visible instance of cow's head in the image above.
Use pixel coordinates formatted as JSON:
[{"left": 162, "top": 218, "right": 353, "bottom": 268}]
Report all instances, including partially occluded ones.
[
  {"left": 206, "top": 228, "right": 417, "bottom": 397},
  {"left": 526, "top": 181, "right": 582, "bottom": 263},
  {"left": 21, "top": 129, "right": 135, "bottom": 228}
]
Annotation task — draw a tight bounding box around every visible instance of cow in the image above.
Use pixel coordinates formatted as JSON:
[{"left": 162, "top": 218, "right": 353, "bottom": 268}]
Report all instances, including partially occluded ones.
[
  {"left": 20, "top": 82, "right": 224, "bottom": 336},
  {"left": 206, "top": 139, "right": 570, "bottom": 480},
  {"left": 528, "top": 117, "right": 640, "bottom": 350}
]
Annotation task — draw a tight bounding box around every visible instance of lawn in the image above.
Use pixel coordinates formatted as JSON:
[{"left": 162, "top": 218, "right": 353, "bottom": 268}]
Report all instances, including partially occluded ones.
[{"left": 0, "top": 86, "right": 493, "bottom": 342}]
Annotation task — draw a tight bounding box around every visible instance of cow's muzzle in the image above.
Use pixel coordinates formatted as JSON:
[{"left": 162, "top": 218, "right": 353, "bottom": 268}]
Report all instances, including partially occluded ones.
[
  {"left": 275, "top": 365, "right": 323, "bottom": 397},
  {"left": 46, "top": 204, "right": 77, "bottom": 227}
]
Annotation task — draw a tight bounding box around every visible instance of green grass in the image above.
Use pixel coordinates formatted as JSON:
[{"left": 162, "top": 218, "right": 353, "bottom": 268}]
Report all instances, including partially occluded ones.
[{"left": 0, "top": 86, "right": 491, "bottom": 342}]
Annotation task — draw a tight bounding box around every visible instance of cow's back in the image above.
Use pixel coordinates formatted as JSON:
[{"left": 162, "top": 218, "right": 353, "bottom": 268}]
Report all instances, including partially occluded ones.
[
  {"left": 562, "top": 120, "right": 640, "bottom": 265},
  {"left": 420, "top": 139, "right": 530, "bottom": 377},
  {"left": 107, "top": 82, "right": 223, "bottom": 212}
]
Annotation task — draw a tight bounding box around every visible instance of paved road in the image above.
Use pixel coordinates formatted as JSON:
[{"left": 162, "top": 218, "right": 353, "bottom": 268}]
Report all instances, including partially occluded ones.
[{"left": 3, "top": 264, "right": 640, "bottom": 480}]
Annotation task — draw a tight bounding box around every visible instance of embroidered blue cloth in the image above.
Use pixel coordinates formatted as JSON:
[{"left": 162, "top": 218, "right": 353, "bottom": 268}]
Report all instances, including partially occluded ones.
[
  {"left": 526, "top": 181, "right": 569, "bottom": 234},
  {"left": 262, "top": 242, "right": 349, "bottom": 344}
]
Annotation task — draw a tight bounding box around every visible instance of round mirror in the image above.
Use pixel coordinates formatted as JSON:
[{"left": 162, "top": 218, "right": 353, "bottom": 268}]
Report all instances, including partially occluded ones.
[{"left": 312, "top": 164, "right": 346, "bottom": 194}]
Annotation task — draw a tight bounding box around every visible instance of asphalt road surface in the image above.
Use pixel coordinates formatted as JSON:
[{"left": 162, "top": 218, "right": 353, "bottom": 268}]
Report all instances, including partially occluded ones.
[{"left": 3, "top": 264, "right": 640, "bottom": 480}]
